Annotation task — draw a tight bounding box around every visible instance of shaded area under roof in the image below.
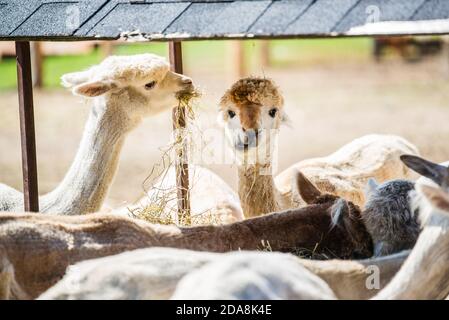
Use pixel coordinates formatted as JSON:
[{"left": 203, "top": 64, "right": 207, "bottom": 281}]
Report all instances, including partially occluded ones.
[{"left": 1, "top": 0, "right": 449, "bottom": 41}]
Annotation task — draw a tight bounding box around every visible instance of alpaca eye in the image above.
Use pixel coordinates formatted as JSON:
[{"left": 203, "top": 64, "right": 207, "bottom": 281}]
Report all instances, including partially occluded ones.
[
  {"left": 268, "top": 108, "right": 278, "bottom": 118},
  {"left": 228, "top": 110, "right": 236, "bottom": 118},
  {"left": 145, "top": 81, "right": 156, "bottom": 90}
]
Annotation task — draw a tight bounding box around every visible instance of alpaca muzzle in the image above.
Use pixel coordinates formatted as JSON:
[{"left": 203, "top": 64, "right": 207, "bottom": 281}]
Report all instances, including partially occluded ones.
[
  {"left": 235, "top": 129, "right": 259, "bottom": 151},
  {"left": 176, "top": 77, "right": 195, "bottom": 96}
]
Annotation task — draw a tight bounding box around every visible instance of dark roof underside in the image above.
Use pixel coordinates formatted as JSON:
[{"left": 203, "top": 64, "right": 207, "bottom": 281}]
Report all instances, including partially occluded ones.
[{"left": 1, "top": 0, "right": 449, "bottom": 41}]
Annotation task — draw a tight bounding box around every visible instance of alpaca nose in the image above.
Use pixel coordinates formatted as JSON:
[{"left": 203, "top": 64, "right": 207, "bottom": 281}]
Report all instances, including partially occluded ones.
[
  {"left": 242, "top": 129, "right": 259, "bottom": 146},
  {"left": 242, "top": 127, "right": 259, "bottom": 137},
  {"left": 181, "top": 76, "right": 192, "bottom": 85},
  {"left": 179, "top": 76, "right": 194, "bottom": 93},
  {"left": 236, "top": 128, "right": 259, "bottom": 150}
]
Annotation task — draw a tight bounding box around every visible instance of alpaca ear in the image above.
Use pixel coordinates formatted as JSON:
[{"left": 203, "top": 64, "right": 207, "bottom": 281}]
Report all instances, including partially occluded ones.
[
  {"left": 295, "top": 171, "right": 322, "bottom": 204},
  {"left": 419, "top": 184, "right": 449, "bottom": 214},
  {"left": 61, "top": 70, "right": 92, "bottom": 88},
  {"left": 365, "top": 178, "right": 379, "bottom": 199},
  {"left": 216, "top": 110, "right": 226, "bottom": 127},
  {"left": 330, "top": 199, "right": 362, "bottom": 236},
  {"left": 401, "top": 154, "right": 448, "bottom": 187},
  {"left": 330, "top": 198, "right": 349, "bottom": 228},
  {"left": 373, "top": 242, "right": 387, "bottom": 257},
  {"left": 281, "top": 110, "right": 291, "bottom": 127},
  {"left": 72, "top": 80, "right": 118, "bottom": 97}
]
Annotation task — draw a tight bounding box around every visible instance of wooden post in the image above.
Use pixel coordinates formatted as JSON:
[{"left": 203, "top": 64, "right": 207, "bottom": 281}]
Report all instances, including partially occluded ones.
[
  {"left": 101, "top": 41, "right": 114, "bottom": 58},
  {"left": 443, "top": 37, "right": 449, "bottom": 79},
  {"left": 260, "top": 40, "right": 271, "bottom": 68},
  {"left": 30, "top": 42, "right": 43, "bottom": 88},
  {"left": 169, "top": 41, "right": 190, "bottom": 224},
  {"left": 230, "top": 40, "right": 245, "bottom": 78},
  {"left": 15, "top": 41, "right": 39, "bottom": 212}
]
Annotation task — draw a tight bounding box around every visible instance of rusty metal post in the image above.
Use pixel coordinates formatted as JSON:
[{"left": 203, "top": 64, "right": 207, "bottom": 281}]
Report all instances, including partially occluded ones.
[
  {"left": 169, "top": 41, "right": 190, "bottom": 224},
  {"left": 15, "top": 41, "right": 39, "bottom": 212}
]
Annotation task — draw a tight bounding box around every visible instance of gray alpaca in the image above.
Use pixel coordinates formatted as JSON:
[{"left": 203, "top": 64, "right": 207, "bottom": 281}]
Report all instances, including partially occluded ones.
[{"left": 363, "top": 178, "right": 420, "bottom": 256}]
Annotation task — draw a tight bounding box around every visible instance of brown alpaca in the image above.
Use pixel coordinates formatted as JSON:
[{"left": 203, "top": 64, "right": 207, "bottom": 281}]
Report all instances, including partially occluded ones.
[
  {"left": 218, "top": 77, "right": 419, "bottom": 218},
  {"left": 0, "top": 173, "right": 372, "bottom": 299},
  {"left": 218, "top": 78, "right": 288, "bottom": 217}
]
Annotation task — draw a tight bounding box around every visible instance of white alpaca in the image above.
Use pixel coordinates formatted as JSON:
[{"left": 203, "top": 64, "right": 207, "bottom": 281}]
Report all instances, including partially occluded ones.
[
  {"left": 275, "top": 134, "right": 420, "bottom": 208},
  {"left": 36, "top": 248, "right": 221, "bottom": 300},
  {"left": 171, "top": 252, "right": 336, "bottom": 300},
  {"left": 218, "top": 77, "right": 420, "bottom": 217},
  {"left": 0, "top": 54, "right": 195, "bottom": 215},
  {"left": 37, "top": 247, "right": 408, "bottom": 300}
]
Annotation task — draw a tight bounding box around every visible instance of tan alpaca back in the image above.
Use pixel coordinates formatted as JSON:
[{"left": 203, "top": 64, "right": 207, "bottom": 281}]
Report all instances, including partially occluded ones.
[{"left": 276, "top": 134, "right": 420, "bottom": 208}]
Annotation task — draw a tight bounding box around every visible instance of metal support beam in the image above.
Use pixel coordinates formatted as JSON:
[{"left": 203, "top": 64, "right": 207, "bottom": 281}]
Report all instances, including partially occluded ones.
[
  {"left": 169, "top": 41, "right": 191, "bottom": 224},
  {"left": 15, "top": 41, "right": 39, "bottom": 212}
]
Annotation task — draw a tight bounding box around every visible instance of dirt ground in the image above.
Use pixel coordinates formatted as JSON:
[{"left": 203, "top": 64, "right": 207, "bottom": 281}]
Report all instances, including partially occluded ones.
[{"left": 1, "top": 56, "right": 449, "bottom": 208}]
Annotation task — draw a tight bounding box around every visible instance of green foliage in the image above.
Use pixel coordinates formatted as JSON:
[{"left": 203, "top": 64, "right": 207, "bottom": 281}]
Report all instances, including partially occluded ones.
[{"left": 0, "top": 38, "right": 371, "bottom": 90}]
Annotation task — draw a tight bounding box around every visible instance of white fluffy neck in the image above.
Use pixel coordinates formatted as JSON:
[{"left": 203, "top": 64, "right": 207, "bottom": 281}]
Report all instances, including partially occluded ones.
[{"left": 41, "top": 98, "right": 130, "bottom": 214}]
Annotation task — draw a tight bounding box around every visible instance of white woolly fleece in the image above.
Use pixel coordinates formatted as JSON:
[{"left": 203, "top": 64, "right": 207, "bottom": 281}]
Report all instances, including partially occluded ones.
[{"left": 62, "top": 54, "right": 170, "bottom": 88}]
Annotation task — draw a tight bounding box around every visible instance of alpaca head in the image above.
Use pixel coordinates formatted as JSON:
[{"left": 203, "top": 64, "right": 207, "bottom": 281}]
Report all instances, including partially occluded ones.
[
  {"left": 363, "top": 178, "right": 420, "bottom": 256},
  {"left": 218, "top": 77, "right": 287, "bottom": 165},
  {"left": 296, "top": 171, "right": 373, "bottom": 259},
  {"left": 401, "top": 154, "right": 449, "bottom": 226},
  {"left": 61, "top": 54, "right": 195, "bottom": 128}
]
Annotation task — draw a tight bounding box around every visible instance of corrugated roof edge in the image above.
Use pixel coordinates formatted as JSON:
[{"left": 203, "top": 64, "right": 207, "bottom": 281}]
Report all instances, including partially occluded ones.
[{"left": 2, "top": 22, "right": 449, "bottom": 42}]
